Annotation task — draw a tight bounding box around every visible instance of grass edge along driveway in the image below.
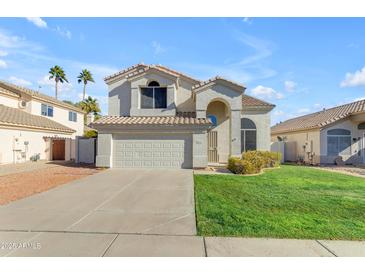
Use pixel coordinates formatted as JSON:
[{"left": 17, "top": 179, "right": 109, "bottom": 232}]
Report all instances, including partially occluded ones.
[{"left": 194, "top": 165, "right": 365, "bottom": 240}]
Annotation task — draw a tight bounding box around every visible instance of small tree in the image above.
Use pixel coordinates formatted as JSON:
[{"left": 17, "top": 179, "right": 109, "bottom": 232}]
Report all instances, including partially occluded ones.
[{"left": 49, "top": 65, "right": 68, "bottom": 99}]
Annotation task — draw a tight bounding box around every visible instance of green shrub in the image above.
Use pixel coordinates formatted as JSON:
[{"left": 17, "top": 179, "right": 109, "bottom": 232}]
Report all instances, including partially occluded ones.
[
  {"left": 84, "top": 130, "right": 98, "bottom": 138},
  {"left": 242, "top": 151, "right": 265, "bottom": 172},
  {"left": 241, "top": 159, "right": 258, "bottom": 174},
  {"left": 227, "top": 157, "right": 244, "bottom": 174},
  {"left": 227, "top": 150, "right": 281, "bottom": 175}
]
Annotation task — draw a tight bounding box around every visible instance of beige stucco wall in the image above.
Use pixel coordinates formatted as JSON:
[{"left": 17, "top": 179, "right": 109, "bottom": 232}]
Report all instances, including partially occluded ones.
[
  {"left": 272, "top": 116, "right": 365, "bottom": 164},
  {"left": 195, "top": 84, "right": 243, "bottom": 158},
  {"left": 0, "top": 128, "right": 73, "bottom": 164},
  {"left": 320, "top": 118, "right": 364, "bottom": 164},
  {"left": 107, "top": 72, "right": 196, "bottom": 116},
  {"left": 207, "top": 101, "right": 230, "bottom": 162},
  {"left": 29, "top": 100, "right": 84, "bottom": 137},
  {"left": 0, "top": 94, "right": 19, "bottom": 108},
  {"left": 242, "top": 109, "right": 271, "bottom": 151},
  {"left": 271, "top": 129, "right": 321, "bottom": 163}
]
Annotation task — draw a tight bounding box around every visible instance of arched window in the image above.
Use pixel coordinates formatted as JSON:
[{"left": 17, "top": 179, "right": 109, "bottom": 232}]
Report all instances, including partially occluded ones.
[
  {"left": 358, "top": 122, "right": 365, "bottom": 130},
  {"left": 327, "top": 128, "right": 351, "bottom": 156},
  {"left": 148, "top": 81, "right": 160, "bottom": 87},
  {"left": 141, "top": 80, "right": 167, "bottom": 109},
  {"left": 207, "top": 115, "right": 218, "bottom": 127},
  {"left": 241, "top": 118, "right": 256, "bottom": 152}
]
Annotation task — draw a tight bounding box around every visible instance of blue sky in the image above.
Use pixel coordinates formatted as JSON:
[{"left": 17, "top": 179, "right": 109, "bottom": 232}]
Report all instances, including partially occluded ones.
[{"left": 0, "top": 17, "right": 365, "bottom": 124}]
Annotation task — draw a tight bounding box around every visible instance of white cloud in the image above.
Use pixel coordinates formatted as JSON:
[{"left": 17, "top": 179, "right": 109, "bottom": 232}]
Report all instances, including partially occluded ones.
[
  {"left": 0, "top": 50, "right": 8, "bottom": 57},
  {"left": 26, "top": 17, "right": 48, "bottom": 29},
  {"left": 38, "top": 75, "right": 73, "bottom": 93},
  {"left": 237, "top": 33, "right": 273, "bottom": 66},
  {"left": 284, "top": 80, "right": 297, "bottom": 92},
  {"left": 297, "top": 108, "right": 310, "bottom": 114},
  {"left": 0, "top": 29, "right": 42, "bottom": 51},
  {"left": 251, "top": 85, "right": 284, "bottom": 99},
  {"left": 0, "top": 59, "right": 7, "bottom": 68},
  {"left": 340, "top": 66, "right": 365, "bottom": 87},
  {"left": 243, "top": 17, "right": 253, "bottom": 24},
  {"left": 313, "top": 103, "right": 322, "bottom": 109},
  {"left": 55, "top": 26, "right": 72, "bottom": 39},
  {"left": 151, "top": 41, "right": 165, "bottom": 56},
  {"left": 8, "top": 76, "right": 32, "bottom": 86}
]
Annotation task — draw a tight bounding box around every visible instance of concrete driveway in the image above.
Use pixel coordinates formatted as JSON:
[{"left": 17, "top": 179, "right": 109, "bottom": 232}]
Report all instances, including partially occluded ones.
[{"left": 0, "top": 169, "right": 204, "bottom": 256}]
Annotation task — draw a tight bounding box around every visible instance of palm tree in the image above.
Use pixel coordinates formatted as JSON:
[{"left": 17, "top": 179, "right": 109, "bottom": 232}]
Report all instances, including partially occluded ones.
[
  {"left": 77, "top": 96, "right": 100, "bottom": 114},
  {"left": 49, "top": 65, "right": 68, "bottom": 99},
  {"left": 77, "top": 96, "right": 101, "bottom": 124},
  {"left": 77, "top": 69, "right": 95, "bottom": 100}
]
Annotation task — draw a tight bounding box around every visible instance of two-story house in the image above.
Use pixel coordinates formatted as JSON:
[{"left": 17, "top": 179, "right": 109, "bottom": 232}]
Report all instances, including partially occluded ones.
[
  {"left": 0, "top": 81, "right": 85, "bottom": 164},
  {"left": 91, "top": 64, "right": 275, "bottom": 168}
]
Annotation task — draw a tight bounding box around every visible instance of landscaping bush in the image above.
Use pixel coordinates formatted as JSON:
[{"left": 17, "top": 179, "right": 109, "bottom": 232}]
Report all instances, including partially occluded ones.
[
  {"left": 227, "top": 151, "right": 281, "bottom": 175},
  {"left": 227, "top": 157, "right": 244, "bottom": 174}
]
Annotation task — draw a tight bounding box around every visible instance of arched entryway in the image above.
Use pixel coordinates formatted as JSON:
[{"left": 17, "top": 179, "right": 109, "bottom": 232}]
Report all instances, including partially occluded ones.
[{"left": 206, "top": 100, "right": 230, "bottom": 163}]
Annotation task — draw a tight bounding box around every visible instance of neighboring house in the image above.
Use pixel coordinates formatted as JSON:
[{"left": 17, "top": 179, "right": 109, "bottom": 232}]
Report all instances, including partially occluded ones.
[
  {"left": 91, "top": 63, "right": 275, "bottom": 168},
  {"left": 0, "top": 81, "right": 85, "bottom": 164},
  {"left": 271, "top": 99, "right": 365, "bottom": 165}
]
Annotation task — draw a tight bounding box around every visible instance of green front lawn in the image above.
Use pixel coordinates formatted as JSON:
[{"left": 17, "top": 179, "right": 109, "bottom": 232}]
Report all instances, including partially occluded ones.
[{"left": 194, "top": 165, "right": 365, "bottom": 240}]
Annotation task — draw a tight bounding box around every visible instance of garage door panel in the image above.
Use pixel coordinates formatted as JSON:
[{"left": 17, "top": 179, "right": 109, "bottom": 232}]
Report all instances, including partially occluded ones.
[{"left": 113, "top": 134, "right": 192, "bottom": 168}]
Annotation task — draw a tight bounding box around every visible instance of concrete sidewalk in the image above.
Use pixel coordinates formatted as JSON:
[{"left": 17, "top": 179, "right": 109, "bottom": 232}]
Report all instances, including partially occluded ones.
[{"left": 1, "top": 231, "right": 364, "bottom": 257}]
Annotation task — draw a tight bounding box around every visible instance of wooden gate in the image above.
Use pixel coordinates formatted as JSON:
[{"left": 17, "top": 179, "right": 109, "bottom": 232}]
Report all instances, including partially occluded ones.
[
  {"left": 52, "top": 139, "right": 65, "bottom": 160},
  {"left": 208, "top": 131, "right": 219, "bottom": 163}
]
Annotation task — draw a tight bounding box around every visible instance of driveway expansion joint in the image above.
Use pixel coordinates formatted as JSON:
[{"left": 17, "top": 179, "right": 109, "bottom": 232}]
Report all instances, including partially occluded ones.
[
  {"left": 315, "top": 240, "right": 338, "bottom": 257},
  {"left": 101, "top": 234, "right": 119, "bottom": 257}
]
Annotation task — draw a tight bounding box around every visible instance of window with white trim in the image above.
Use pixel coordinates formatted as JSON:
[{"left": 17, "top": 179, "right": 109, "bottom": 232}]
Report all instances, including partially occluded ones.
[
  {"left": 241, "top": 118, "right": 257, "bottom": 152},
  {"left": 140, "top": 81, "right": 167, "bottom": 109},
  {"left": 327, "top": 129, "right": 351, "bottom": 156},
  {"left": 69, "top": 111, "right": 77, "bottom": 122},
  {"left": 41, "top": 103, "right": 53, "bottom": 117}
]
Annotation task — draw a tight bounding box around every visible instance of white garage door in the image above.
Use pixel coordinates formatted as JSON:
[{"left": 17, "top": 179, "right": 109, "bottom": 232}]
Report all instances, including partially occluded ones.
[{"left": 113, "top": 134, "right": 192, "bottom": 168}]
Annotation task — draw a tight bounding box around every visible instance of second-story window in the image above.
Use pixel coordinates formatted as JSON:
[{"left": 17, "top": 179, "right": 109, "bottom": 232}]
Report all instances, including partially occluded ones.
[
  {"left": 140, "top": 81, "right": 167, "bottom": 109},
  {"left": 69, "top": 111, "right": 77, "bottom": 122},
  {"left": 41, "top": 103, "right": 53, "bottom": 117}
]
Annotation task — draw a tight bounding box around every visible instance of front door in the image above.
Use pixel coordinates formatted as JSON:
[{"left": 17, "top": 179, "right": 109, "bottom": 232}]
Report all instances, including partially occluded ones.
[
  {"left": 52, "top": 140, "right": 65, "bottom": 160},
  {"left": 208, "top": 131, "right": 219, "bottom": 163}
]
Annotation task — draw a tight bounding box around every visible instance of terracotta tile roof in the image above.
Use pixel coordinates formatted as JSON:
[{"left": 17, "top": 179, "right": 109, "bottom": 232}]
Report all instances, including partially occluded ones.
[
  {"left": 271, "top": 99, "right": 365, "bottom": 134},
  {"left": 192, "top": 76, "right": 246, "bottom": 92},
  {"left": 104, "top": 63, "right": 147, "bottom": 82},
  {"left": 0, "top": 85, "right": 19, "bottom": 98},
  {"left": 242, "top": 94, "right": 275, "bottom": 108},
  {"left": 104, "top": 63, "right": 200, "bottom": 84},
  {"left": 155, "top": 65, "right": 200, "bottom": 83},
  {"left": 90, "top": 115, "right": 212, "bottom": 127},
  {"left": 0, "top": 104, "right": 75, "bottom": 133},
  {"left": 0, "top": 81, "right": 85, "bottom": 114}
]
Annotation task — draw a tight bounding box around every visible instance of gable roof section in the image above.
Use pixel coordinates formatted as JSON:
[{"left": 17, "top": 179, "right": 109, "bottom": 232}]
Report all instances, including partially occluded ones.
[
  {"left": 125, "top": 66, "right": 179, "bottom": 82},
  {"left": 0, "top": 104, "right": 75, "bottom": 134},
  {"left": 0, "top": 85, "right": 20, "bottom": 98},
  {"left": 104, "top": 63, "right": 148, "bottom": 83},
  {"left": 0, "top": 81, "right": 85, "bottom": 114},
  {"left": 242, "top": 94, "right": 275, "bottom": 108},
  {"left": 271, "top": 99, "right": 365, "bottom": 134},
  {"left": 154, "top": 65, "right": 200, "bottom": 83},
  {"left": 192, "top": 76, "right": 246, "bottom": 93},
  {"left": 104, "top": 63, "right": 200, "bottom": 84}
]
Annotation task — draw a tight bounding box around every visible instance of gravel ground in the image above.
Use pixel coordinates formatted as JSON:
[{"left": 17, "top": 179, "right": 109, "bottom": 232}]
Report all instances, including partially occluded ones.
[
  {"left": 0, "top": 164, "right": 102, "bottom": 205},
  {"left": 314, "top": 166, "right": 365, "bottom": 178}
]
